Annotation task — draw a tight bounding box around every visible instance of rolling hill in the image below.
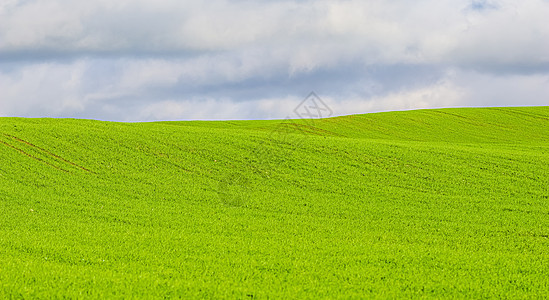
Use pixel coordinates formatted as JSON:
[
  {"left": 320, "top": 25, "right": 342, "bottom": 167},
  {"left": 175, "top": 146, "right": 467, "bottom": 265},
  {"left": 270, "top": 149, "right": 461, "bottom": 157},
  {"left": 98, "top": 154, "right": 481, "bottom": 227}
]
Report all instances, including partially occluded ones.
[{"left": 1, "top": 106, "right": 548, "bottom": 298}]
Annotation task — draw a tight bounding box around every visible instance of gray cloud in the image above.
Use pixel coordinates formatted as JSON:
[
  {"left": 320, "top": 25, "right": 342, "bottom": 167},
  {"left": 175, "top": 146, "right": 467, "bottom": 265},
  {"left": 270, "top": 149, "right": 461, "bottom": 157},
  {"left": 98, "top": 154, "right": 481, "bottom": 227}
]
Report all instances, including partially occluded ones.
[{"left": 1, "top": 0, "right": 548, "bottom": 120}]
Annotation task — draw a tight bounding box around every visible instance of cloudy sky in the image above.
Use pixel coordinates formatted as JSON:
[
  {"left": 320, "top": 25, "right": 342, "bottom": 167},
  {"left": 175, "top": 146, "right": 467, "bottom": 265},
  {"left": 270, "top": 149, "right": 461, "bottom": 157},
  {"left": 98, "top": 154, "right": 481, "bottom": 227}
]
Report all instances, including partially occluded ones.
[{"left": 1, "top": 0, "right": 548, "bottom": 121}]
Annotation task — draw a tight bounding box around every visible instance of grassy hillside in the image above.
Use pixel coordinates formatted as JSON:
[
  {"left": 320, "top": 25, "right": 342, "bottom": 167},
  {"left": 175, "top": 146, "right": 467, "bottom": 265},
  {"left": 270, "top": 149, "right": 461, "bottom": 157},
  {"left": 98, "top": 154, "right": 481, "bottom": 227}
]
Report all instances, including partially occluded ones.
[{"left": 1, "top": 106, "right": 548, "bottom": 298}]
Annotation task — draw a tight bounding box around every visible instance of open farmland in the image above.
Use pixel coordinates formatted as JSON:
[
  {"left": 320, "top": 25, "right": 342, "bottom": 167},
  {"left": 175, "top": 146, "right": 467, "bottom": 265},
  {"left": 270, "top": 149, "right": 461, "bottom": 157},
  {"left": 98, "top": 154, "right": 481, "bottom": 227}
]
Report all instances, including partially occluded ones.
[{"left": 1, "top": 106, "right": 549, "bottom": 298}]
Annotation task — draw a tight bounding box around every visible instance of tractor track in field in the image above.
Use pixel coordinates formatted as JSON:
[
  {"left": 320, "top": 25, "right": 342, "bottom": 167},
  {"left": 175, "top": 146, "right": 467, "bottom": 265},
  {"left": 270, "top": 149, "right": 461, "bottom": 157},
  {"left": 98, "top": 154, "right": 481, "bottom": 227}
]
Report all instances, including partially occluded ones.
[
  {"left": 0, "top": 138, "right": 70, "bottom": 173},
  {"left": 1, "top": 133, "right": 93, "bottom": 174}
]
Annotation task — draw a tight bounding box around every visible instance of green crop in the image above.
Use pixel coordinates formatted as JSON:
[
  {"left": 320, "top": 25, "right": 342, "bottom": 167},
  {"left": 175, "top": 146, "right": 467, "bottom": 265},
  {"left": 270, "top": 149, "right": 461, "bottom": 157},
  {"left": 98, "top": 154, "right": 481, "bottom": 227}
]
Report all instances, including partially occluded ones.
[{"left": 1, "top": 106, "right": 548, "bottom": 298}]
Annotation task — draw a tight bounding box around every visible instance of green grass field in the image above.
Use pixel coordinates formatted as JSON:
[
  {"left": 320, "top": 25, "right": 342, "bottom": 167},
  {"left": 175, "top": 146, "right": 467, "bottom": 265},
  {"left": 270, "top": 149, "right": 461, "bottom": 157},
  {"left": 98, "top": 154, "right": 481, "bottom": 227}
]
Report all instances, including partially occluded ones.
[{"left": 1, "top": 106, "right": 548, "bottom": 298}]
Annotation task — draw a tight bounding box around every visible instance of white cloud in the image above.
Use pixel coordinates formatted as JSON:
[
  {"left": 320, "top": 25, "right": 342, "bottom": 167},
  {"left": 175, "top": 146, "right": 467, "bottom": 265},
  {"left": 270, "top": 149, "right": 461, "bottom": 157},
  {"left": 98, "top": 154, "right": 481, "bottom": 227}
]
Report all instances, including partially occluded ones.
[
  {"left": 0, "top": 0, "right": 548, "bottom": 120},
  {"left": 454, "top": 70, "right": 549, "bottom": 107},
  {"left": 0, "top": 61, "right": 87, "bottom": 117},
  {"left": 2, "top": 0, "right": 548, "bottom": 69},
  {"left": 450, "top": 0, "right": 549, "bottom": 69}
]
